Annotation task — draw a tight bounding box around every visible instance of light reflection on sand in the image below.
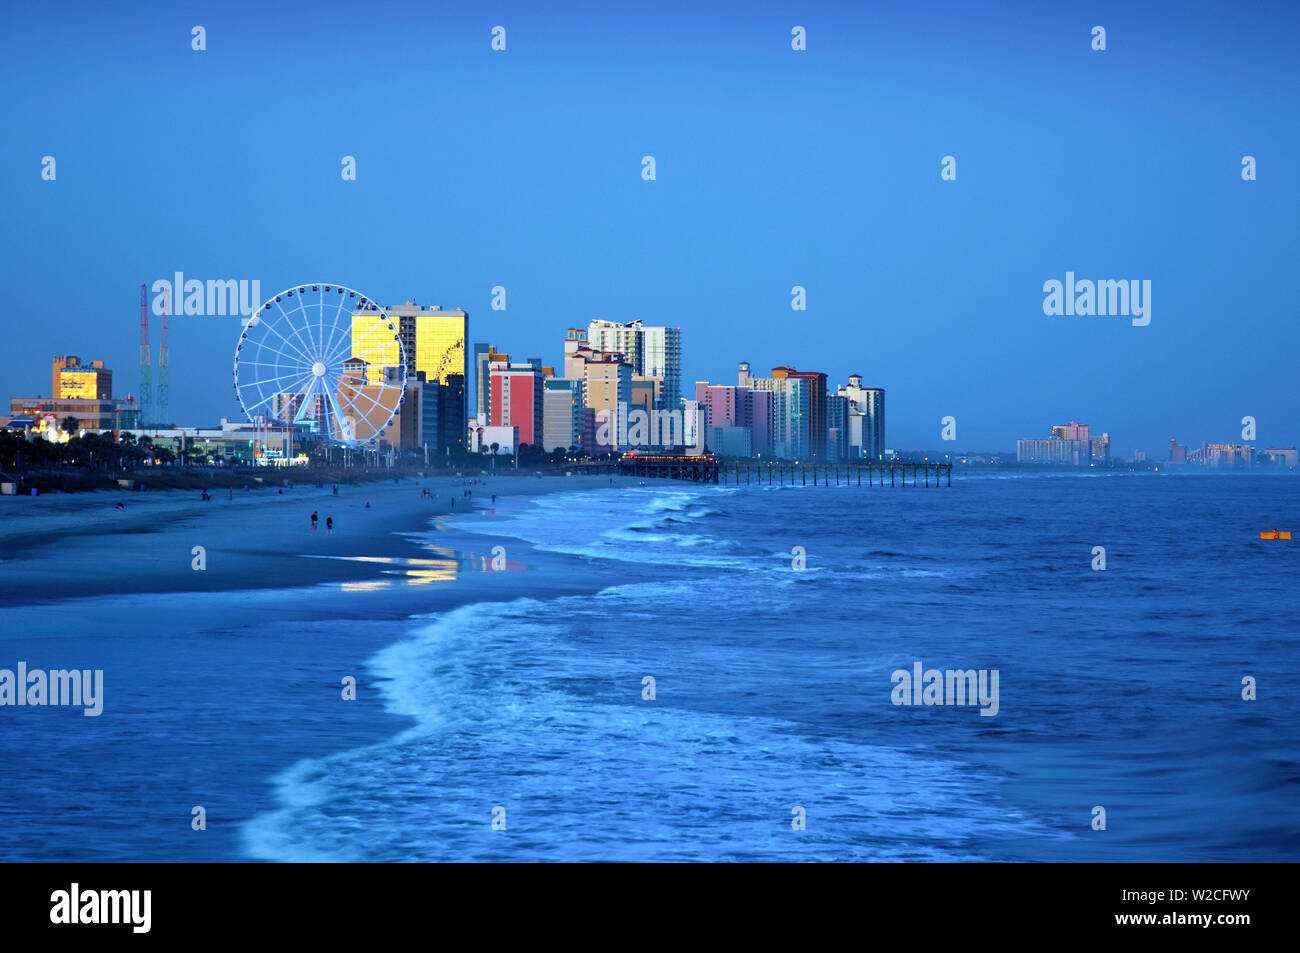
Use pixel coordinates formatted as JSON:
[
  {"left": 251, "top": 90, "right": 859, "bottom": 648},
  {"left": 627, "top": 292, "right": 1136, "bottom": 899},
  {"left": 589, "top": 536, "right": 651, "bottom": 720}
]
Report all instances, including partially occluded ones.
[{"left": 302, "top": 549, "right": 527, "bottom": 590}]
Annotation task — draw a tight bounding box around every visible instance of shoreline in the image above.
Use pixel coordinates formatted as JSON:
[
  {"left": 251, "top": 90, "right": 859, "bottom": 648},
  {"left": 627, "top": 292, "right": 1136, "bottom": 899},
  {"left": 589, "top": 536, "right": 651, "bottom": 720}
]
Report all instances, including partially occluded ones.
[
  {"left": 0, "top": 473, "right": 615, "bottom": 602},
  {"left": 0, "top": 472, "right": 633, "bottom": 861}
]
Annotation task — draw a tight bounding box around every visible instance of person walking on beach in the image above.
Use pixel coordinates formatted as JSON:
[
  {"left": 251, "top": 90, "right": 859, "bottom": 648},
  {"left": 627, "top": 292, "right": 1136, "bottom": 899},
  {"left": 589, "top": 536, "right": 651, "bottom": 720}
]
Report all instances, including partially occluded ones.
[
  {"left": 311, "top": 510, "right": 318, "bottom": 532},
  {"left": 326, "top": 516, "right": 333, "bottom": 534}
]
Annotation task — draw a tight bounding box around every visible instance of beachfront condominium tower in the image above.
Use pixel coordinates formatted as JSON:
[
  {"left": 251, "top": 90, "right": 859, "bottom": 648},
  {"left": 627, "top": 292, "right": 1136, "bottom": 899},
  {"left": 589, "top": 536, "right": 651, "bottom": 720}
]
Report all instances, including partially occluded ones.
[
  {"left": 563, "top": 328, "right": 589, "bottom": 378},
  {"left": 861, "top": 387, "right": 885, "bottom": 460},
  {"left": 474, "top": 344, "right": 508, "bottom": 418},
  {"left": 826, "top": 394, "right": 848, "bottom": 462},
  {"left": 489, "top": 361, "right": 546, "bottom": 448},
  {"left": 584, "top": 355, "right": 633, "bottom": 450},
  {"left": 543, "top": 378, "right": 586, "bottom": 453},
  {"left": 837, "top": 374, "right": 886, "bottom": 461},
  {"left": 745, "top": 370, "right": 810, "bottom": 460},
  {"left": 587, "top": 320, "right": 681, "bottom": 411},
  {"left": 772, "top": 367, "right": 827, "bottom": 461},
  {"left": 693, "top": 381, "right": 773, "bottom": 457}
]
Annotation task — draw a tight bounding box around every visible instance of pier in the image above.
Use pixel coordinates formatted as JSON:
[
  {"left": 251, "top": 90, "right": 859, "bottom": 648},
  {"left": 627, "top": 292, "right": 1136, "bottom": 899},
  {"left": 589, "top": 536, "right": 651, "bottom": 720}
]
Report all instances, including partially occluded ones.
[
  {"left": 717, "top": 461, "right": 952, "bottom": 487},
  {"left": 571, "top": 455, "right": 953, "bottom": 487}
]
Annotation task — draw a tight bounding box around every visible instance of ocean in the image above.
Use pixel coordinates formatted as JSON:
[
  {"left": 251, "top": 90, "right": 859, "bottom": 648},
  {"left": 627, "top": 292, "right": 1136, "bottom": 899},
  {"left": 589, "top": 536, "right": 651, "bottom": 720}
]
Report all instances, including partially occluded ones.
[{"left": 3, "top": 472, "right": 1298, "bottom": 861}]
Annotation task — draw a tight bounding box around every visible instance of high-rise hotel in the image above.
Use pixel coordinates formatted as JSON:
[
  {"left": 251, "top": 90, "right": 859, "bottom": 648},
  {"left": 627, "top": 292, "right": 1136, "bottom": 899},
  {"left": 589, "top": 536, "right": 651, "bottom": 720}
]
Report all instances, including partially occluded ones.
[
  {"left": 586, "top": 319, "right": 681, "bottom": 411},
  {"left": 350, "top": 302, "right": 468, "bottom": 451}
]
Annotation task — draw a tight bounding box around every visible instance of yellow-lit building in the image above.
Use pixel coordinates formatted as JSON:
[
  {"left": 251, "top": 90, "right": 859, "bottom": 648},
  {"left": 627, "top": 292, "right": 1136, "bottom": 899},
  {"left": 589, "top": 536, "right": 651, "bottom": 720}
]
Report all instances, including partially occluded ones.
[
  {"left": 393, "top": 303, "right": 467, "bottom": 384},
  {"left": 350, "top": 311, "right": 403, "bottom": 385},
  {"left": 52, "top": 356, "right": 113, "bottom": 400},
  {"left": 346, "top": 302, "right": 467, "bottom": 449},
  {"left": 350, "top": 302, "right": 467, "bottom": 388}
]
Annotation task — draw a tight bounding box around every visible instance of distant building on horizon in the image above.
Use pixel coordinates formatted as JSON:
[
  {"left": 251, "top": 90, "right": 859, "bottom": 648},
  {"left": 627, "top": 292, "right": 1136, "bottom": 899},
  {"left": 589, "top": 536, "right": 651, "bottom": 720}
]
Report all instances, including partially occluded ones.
[
  {"left": 1262, "top": 446, "right": 1298, "bottom": 469},
  {"left": 1186, "top": 442, "right": 1253, "bottom": 467},
  {"left": 1017, "top": 420, "right": 1109, "bottom": 465}
]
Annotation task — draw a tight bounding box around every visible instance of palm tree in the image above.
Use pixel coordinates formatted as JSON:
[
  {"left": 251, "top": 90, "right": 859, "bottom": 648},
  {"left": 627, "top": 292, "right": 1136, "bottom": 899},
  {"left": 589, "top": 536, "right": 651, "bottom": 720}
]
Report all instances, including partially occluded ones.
[{"left": 490, "top": 442, "right": 499, "bottom": 472}]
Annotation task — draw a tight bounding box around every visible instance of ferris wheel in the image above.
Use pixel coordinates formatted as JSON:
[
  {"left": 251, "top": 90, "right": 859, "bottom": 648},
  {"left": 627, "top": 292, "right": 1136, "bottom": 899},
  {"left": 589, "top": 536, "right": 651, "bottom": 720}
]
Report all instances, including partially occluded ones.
[{"left": 233, "top": 283, "right": 406, "bottom": 446}]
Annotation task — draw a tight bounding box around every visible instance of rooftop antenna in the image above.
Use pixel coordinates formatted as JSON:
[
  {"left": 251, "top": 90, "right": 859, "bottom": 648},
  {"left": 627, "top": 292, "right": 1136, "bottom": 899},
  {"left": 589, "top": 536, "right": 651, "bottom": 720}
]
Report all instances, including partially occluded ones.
[
  {"left": 158, "top": 285, "right": 170, "bottom": 426},
  {"left": 138, "top": 283, "right": 152, "bottom": 427}
]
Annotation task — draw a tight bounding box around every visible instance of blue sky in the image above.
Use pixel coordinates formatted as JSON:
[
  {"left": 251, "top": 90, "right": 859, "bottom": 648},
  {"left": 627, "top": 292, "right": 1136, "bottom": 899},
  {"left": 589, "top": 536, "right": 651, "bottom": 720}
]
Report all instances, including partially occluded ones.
[{"left": 3, "top": 0, "right": 1297, "bottom": 454}]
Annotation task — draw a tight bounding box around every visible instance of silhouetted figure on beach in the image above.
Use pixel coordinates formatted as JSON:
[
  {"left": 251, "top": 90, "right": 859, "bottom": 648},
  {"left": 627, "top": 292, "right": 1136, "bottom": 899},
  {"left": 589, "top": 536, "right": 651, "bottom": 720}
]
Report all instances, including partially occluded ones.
[
  {"left": 492, "top": 494, "right": 496, "bottom": 504},
  {"left": 311, "top": 510, "right": 318, "bottom": 532},
  {"left": 326, "top": 516, "right": 333, "bottom": 534},
  {"left": 333, "top": 485, "right": 338, "bottom": 495},
  {"left": 365, "top": 501, "right": 371, "bottom": 509}
]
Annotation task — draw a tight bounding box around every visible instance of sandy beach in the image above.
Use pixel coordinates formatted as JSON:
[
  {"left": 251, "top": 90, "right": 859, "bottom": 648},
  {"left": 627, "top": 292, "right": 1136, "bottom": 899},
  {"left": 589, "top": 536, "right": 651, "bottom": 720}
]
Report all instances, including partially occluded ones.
[{"left": 0, "top": 471, "right": 613, "bottom": 604}]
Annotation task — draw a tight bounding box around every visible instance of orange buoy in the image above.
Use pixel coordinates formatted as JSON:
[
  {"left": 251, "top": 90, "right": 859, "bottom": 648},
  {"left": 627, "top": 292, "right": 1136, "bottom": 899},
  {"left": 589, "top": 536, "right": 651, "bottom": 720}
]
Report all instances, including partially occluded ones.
[{"left": 1259, "top": 530, "right": 1292, "bottom": 540}]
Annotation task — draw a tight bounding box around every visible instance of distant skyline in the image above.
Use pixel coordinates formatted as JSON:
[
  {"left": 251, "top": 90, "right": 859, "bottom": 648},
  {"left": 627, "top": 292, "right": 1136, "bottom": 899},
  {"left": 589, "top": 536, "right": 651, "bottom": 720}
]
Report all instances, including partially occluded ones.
[{"left": 3, "top": 0, "right": 1297, "bottom": 455}]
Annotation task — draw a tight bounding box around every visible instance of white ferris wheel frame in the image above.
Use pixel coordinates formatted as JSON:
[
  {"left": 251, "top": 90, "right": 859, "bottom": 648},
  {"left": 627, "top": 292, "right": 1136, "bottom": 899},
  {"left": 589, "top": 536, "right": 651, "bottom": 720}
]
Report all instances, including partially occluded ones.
[{"left": 232, "top": 283, "right": 407, "bottom": 447}]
